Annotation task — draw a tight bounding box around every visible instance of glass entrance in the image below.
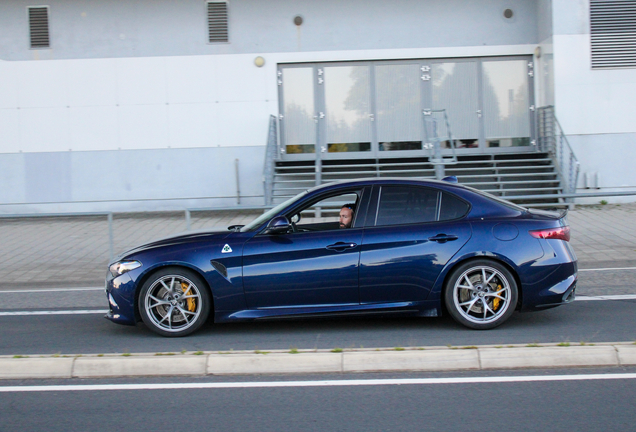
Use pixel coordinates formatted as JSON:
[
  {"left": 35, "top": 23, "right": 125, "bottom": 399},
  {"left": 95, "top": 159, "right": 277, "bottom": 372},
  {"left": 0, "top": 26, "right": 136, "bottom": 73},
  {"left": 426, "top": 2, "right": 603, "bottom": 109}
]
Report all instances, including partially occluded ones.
[{"left": 277, "top": 56, "right": 534, "bottom": 160}]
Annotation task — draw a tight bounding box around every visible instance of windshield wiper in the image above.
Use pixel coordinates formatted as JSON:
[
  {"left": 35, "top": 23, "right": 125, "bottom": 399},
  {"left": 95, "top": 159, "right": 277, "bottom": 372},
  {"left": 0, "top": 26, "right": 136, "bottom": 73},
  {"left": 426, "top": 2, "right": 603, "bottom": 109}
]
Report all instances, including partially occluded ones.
[{"left": 227, "top": 224, "right": 244, "bottom": 232}]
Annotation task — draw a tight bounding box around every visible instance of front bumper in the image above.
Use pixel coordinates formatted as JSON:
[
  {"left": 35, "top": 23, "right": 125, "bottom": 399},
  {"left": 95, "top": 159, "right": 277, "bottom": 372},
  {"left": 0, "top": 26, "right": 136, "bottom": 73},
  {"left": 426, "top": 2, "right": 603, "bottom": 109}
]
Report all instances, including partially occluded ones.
[{"left": 104, "top": 272, "right": 138, "bottom": 326}]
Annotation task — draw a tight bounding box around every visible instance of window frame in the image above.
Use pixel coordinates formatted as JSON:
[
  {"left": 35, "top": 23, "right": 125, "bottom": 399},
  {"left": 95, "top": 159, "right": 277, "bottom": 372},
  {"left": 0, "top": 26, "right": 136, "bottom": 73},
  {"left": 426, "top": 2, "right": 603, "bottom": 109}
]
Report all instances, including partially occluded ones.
[{"left": 365, "top": 185, "right": 470, "bottom": 228}]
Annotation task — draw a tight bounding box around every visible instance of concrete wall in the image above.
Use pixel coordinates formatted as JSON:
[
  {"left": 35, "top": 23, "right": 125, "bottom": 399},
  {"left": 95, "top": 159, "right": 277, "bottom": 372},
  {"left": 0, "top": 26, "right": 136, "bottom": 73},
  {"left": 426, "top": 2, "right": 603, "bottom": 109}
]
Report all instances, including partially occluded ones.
[
  {"left": 0, "top": 0, "right": 539, "bottom": 60},
  {"left": 7, "top": 0, "right": 599, "bottom": 214},
  {"left": 551, "top": 0, "right": 636, "bottom": 201}
]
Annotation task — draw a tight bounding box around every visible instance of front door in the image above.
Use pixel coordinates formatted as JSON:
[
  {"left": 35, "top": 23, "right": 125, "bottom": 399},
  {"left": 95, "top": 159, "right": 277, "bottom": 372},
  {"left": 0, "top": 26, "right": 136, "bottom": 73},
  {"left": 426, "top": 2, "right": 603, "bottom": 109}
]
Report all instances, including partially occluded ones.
[{"left": 242, "top": 229, "right": 363, "bottom": 310}]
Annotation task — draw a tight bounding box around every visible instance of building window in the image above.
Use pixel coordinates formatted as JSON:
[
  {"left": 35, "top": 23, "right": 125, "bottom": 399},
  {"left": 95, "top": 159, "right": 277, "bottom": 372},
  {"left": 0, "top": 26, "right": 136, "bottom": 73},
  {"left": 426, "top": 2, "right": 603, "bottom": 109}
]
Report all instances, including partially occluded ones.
[
  {"left": 207, "top": 1, "right": 228, "bottom": 43},
  {"left": 28, "top": 6, "right": 50, "bottom": 49},
  {"left": 590, "top": 0, "right": 636, "bottom": 69}
]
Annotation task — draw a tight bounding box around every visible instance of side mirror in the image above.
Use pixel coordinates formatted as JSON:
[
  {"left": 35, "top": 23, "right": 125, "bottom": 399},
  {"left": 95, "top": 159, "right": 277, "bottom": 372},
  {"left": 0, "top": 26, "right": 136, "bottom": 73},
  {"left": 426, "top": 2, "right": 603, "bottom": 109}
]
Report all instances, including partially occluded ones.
[{"left": 265, "top": 216, "right": 291, "bottom": 235}]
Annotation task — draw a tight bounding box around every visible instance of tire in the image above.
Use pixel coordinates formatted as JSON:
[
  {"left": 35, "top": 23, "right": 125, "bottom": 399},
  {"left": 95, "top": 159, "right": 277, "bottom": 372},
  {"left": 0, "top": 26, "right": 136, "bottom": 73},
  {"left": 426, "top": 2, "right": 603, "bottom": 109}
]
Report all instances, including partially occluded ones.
[
  {"left": 444, "top": 259, "right": 518, "bottom": 330},
  {"left": 139, "top": 267, "right": 211, "bottom": 337}
]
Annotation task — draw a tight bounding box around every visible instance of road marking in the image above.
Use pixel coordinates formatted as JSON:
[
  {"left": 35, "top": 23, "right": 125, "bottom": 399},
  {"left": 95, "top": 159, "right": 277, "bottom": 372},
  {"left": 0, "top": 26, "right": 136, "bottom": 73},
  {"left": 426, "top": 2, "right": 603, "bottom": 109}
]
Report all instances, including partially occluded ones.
[
  {"left": 0, "top": 287, "right": 103, "bottom": 294},
  {"left": 575, "top": 295, "right": 636, "bottom": 301},
  {"left": 1, "top": 373, "right": 635, "bottom": 393},
  {"left": 0, "top": 310, "right": 108, "bottom": 316},
  {"left": 579, "top": 267, "right": 636, "bottom": 272}
]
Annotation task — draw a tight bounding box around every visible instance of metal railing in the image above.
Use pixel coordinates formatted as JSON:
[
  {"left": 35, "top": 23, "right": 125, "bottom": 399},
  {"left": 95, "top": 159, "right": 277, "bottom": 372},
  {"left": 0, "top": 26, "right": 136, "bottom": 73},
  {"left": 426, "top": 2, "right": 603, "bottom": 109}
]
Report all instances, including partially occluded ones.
[
  {"left": 537, "top": 106, "right": 580, "bottom": 196},
  {"left": 263, "top": 115, "right": 278, "bottom": 206}
]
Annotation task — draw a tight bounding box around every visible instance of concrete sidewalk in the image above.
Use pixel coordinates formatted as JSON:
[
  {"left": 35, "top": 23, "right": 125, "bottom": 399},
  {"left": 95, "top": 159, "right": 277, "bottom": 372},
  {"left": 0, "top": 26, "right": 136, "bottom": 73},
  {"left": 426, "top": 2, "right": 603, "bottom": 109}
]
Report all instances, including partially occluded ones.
[
  {"left": 1, "top": 342, "right": 635, "bottom": 380},
  {"left": 0, "top": 204, "right": 635, "bottom": 289}
]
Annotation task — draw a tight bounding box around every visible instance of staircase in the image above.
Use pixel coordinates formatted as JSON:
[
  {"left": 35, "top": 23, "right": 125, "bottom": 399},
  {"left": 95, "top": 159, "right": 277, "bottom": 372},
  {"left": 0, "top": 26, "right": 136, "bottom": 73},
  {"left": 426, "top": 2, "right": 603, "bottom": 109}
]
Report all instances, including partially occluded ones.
[{"left": 271, "top": 152, "right": 564, "bottom": 208}]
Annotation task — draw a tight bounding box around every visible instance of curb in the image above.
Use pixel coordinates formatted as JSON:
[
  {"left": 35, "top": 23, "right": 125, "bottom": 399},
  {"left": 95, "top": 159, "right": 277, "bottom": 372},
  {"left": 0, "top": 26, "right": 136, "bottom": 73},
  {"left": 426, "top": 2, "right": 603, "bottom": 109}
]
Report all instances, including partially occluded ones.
[{"left": 1, "top": 343, "right": 635, "bottom": 380}]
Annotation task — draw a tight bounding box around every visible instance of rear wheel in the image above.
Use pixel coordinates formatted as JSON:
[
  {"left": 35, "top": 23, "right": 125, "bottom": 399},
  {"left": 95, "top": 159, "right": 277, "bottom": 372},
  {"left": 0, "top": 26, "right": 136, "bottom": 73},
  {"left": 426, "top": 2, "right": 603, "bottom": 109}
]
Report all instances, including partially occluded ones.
[
  {"left": 444, "top": 260, "right": 518, "bottom": 330},
  {"left": 139, "top": 267, "right": 210, "bottom": 337}
]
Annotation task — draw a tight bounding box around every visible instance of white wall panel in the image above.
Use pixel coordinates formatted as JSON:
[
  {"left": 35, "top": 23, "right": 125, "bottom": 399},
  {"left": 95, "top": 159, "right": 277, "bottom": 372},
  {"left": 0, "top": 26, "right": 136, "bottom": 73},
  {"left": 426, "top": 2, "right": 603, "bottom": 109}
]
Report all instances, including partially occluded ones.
[
  {"left": 215, "top": 101, "right": 275, "bottom": 147},
  {"left": 118, "top": 104, "right": 169, "bottom": 150},
  {"left": 0, "top": 110, "right": 20, "bottom": 153},
  {"left": 69, "top": 106, "right": 119, "bottom": 151},
  {"left": 168, "top": 103, "right": 217, "bottom": 148},
  {"left": 165, "top": 56, "right": 218, "bottom": 104},
  {"left": 66, "top": 59, "right": 118, "bottom": 107},
  {"left": 215, "top": 54, "right": 269, "bottom": 102},
  {"left": 0, "top": 62, "right": 18, "bottom": 109},
  {"left": 16, "top": 61, "right": 69, "bottom": 108},
  {"left": 115, "top": 57, "right": 167, "bottom": 105},
  {"left": 554, "top": 35, "right": 636, "bottom": 135},
  {"left": 19, "top": 108, "right": 70, "bottom": 152},
  {"left": 0, "top": 153, "right": 25, "bottom": 203}
]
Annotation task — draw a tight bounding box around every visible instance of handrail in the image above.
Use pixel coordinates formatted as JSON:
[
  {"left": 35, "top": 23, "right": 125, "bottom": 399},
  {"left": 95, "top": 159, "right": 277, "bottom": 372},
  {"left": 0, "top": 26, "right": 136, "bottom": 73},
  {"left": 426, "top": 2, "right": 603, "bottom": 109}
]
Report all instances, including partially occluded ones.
[
  {"left": 263, "top": 115, "right": 278, "bottom": 206},
  {"left": 537, "top": 106, "right": 580, "bottom": 197}
]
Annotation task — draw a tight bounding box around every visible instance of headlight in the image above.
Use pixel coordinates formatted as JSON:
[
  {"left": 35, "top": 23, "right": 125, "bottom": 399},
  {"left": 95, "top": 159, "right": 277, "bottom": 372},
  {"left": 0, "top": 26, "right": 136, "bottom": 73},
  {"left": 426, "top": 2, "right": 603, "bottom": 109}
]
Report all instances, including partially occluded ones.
[{"left": 109, "top": 260, "right": 142, "bottom": 277}]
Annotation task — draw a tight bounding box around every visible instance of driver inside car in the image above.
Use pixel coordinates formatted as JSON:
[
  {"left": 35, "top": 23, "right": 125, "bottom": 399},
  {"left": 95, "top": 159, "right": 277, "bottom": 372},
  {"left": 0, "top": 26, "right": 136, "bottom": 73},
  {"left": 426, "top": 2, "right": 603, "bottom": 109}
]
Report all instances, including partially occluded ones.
[{"left": 339, "top": 203, "right": 356, "bottom": 229}]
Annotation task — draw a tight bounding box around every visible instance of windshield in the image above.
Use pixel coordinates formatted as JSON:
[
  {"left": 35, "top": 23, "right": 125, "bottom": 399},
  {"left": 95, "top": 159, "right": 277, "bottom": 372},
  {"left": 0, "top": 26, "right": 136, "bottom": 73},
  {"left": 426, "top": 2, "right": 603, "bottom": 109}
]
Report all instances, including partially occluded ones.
[{"left": 240, "top": 191, "right": 309, "bottom": 232}]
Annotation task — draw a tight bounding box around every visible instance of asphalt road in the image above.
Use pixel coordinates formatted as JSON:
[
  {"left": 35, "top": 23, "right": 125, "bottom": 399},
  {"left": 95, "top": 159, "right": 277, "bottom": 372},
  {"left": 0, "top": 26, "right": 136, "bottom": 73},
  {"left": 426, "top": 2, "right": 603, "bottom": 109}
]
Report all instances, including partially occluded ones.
[
  {"left": 2, "top": 368, "right": 635, "bottom": 432},
  {"left": 1, "top": 298, "right": 635, "bottom": 356},
  {"left": 0, "top": 267, "right": 634, "bottom": 356}
]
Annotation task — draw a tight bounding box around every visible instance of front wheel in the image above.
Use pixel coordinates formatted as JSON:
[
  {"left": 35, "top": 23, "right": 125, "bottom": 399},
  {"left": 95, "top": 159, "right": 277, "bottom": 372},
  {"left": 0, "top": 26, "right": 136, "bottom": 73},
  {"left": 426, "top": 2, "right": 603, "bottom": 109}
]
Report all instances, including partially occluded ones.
[
  {"left": 444, "top": 260, "right": 518, "bottom": 330},
  {"left": 139, "top": 268, "right": 211, "bottom": 337}
]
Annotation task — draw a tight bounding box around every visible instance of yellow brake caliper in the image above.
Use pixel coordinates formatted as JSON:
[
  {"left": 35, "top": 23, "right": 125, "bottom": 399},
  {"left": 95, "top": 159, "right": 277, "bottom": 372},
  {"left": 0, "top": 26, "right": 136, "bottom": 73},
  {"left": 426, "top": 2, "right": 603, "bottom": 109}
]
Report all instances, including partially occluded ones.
[
  {"left": 492, "top": 284, "right": 503, "bottom": 311},
  {"left": 181, "top": 282, "right": 196, "bottom": 312}
]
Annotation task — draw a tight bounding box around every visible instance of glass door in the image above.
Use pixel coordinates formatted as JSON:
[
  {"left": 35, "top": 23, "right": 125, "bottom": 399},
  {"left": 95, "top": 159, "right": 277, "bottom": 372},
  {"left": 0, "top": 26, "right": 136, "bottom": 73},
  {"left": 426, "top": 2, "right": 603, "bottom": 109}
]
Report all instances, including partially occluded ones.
[
  {"left": 279, "top": 66, "right": 317, "bottom": 159},
  {"left": 320, "top": 64, "right": 373, "bottom": 160}
]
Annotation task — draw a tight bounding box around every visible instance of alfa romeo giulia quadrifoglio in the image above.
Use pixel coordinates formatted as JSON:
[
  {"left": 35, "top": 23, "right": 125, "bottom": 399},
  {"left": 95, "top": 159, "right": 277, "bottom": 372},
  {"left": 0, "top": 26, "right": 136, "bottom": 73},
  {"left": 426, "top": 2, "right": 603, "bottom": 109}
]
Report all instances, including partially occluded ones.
[{"left": 105, "top": 178, "right": 577, "bottom": 337}]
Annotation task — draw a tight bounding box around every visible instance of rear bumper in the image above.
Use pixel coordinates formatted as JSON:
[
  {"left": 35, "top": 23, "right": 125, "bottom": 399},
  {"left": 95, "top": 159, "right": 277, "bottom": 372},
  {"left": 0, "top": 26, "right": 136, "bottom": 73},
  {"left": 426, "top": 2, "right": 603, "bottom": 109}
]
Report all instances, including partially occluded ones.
[{"left": 533, "top": 273, "right": 577, "bottom": 310}]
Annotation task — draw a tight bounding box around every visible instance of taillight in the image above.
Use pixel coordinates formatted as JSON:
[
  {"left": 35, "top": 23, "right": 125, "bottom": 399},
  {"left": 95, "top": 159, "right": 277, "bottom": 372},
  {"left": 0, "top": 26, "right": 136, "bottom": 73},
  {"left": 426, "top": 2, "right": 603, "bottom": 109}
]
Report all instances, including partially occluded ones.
[{"left": 529, "top": 226, "right": 570, "bottom": 242}]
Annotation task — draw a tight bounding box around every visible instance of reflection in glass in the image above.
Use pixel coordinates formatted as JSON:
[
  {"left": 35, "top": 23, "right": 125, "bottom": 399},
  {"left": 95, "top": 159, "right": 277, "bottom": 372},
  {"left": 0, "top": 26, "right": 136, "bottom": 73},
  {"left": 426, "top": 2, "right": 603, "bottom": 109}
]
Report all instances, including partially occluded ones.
[
  {"left": 482, "top": 60, "right": 530, "bottom": 147},
  {"left": 282, "top": 68, "right": 315, "bottom": 154},
  {"left": 376, "top": 64, "right": 422, "bottom": 151},
  {"left": 432, "top": 62, "right": 480, "bottom": 149},
  {"left": 324, "top": 66, "right": 372, "bottom": 152}
]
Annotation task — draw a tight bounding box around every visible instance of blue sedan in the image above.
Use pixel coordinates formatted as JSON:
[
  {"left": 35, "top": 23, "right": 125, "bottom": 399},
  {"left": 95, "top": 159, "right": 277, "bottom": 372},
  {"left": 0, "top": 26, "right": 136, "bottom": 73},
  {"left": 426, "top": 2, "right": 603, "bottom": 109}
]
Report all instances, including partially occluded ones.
[{"left": 105, "top": 178, "right": 577, "bottom": 337}]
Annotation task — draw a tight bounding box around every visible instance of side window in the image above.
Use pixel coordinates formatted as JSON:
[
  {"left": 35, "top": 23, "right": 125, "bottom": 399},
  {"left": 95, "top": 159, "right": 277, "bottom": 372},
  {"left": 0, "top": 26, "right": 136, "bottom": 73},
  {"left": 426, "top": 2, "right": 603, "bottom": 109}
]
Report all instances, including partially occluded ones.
[
  {"left": 376, "top": 186, "right": 438, "bottom": 226},
  {"left": 292, "top": 192, "right": 360, "bottom": 231},
  {"left": 439, "top": 192, "right": 470, "bottom": 221}
]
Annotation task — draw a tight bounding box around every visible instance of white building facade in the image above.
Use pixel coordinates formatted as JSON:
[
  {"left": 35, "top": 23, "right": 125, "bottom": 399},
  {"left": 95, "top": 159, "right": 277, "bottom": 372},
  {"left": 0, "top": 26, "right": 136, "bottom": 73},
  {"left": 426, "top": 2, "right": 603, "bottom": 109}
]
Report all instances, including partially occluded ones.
[{"left": 0, "top": 0, "right": 634, "bottom": 214}]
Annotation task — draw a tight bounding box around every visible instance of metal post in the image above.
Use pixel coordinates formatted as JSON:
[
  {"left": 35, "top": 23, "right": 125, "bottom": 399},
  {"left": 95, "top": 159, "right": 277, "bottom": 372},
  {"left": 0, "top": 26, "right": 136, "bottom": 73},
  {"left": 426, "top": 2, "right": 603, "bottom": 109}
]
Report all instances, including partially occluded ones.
[
  {"left": 185, "top": 209, "right": 191, "bottom": 231},
  {"left": 235, "top": 158, "right": 241, "bottom": 205},
  {"left": 108, "top": 212, "right": 114, "bottom": 261}
]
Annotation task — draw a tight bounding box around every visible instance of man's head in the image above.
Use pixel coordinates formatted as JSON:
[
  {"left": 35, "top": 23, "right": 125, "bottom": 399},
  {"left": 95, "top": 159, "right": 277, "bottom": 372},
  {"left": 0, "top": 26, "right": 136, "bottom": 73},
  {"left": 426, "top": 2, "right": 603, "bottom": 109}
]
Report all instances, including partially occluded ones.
[{"left": 339, "top": 203, "right": 356, "bottom": 229}]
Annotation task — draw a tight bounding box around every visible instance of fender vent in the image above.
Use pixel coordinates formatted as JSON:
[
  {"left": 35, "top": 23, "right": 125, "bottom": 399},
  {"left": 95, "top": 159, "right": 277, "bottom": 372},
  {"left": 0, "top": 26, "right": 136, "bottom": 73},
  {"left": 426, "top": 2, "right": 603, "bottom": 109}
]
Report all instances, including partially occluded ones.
[
  {"left": 590, "top": 0, "right": 636, "bottom": 69},
  {"left": 28, "top": 6, "right": 51, "bottom": 49},
  {"left": 207, "top": 1, "right": 228, "bottom": 43}
]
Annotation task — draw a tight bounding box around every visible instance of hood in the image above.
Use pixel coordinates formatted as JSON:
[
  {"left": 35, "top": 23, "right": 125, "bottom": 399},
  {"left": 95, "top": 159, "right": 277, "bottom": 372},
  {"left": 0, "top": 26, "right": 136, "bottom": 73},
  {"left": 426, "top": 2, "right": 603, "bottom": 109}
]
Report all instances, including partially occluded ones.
[{"left": 114, "top": 228, "right": 233, "bottom": 262}]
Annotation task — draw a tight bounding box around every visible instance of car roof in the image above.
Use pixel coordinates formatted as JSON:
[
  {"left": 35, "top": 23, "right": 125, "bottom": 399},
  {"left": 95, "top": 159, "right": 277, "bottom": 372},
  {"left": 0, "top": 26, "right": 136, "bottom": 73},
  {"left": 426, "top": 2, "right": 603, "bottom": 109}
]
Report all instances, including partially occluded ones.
[{"left": 306, "top": 177, "right": 467, "bottom": 193}]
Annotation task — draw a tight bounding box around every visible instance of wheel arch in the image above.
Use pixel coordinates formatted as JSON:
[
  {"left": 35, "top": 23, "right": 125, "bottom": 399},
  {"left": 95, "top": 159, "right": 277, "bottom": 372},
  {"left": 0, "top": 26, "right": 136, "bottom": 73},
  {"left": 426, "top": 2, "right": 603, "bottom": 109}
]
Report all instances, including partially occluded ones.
[
  {"left": 439, "top": 254, "right": 524, "bottom": 312},
  {"left": 133, "top": 263, "right": 214, "bottom": 322}
]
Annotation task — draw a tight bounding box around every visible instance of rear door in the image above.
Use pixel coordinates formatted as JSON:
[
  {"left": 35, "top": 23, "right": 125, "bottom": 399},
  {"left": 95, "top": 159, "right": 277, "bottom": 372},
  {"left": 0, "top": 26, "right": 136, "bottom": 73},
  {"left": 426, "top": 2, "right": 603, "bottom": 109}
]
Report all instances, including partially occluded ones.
[{"left": 359, "top": 185, "right": 472, "bottom": 304}]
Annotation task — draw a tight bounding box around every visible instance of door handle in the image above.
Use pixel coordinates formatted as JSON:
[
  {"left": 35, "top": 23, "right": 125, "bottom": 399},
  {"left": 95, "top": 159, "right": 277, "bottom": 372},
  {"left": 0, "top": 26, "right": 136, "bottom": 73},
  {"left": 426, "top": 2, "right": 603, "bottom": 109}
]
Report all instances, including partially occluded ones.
[
  {"left": 428, "top": 234, "right": 458, "bottom": 243},
  {"left": 326, "top": 242, "right": 358, "bottom": 252}
]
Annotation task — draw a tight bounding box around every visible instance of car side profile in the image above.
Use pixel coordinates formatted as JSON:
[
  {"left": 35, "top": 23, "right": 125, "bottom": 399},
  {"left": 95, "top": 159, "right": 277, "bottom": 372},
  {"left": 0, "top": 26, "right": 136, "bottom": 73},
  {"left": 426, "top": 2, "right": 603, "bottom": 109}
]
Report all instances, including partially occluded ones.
[{"left": 105, "top": 178, "right": 577, "bottom": 337}]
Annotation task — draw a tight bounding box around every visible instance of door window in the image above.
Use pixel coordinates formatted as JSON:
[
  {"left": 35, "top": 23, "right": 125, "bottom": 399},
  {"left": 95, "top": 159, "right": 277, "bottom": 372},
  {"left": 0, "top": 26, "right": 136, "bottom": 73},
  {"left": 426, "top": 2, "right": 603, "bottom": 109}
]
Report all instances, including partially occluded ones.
[
  {"left": 375, "top": 186, "right": 439, "bottom": 226},
  {"left": 291, "top": 191, "right": 361, "bottom": 231},
  {"left": 439, "top": 192, "right": 470, "bottom": 221}
]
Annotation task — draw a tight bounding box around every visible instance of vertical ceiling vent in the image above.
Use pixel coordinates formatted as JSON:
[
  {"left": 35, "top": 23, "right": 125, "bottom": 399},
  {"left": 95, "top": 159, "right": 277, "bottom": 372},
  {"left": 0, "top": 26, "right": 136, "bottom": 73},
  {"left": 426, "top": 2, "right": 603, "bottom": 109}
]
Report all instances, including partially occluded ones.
[
  {"left": 207, "top": 1, "right": 228, "bottom": 43},
  {"left": 28, "top": 6, "right": 51, "bottom": 49},
  {"left": 590, "top": 0, "right": 636, "bottom": 69}
]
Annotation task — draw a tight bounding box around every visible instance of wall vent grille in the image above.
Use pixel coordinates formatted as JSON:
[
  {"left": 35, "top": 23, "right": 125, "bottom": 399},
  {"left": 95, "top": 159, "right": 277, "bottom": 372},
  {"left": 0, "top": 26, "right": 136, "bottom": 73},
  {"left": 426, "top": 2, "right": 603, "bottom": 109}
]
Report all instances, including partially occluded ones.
[
  {"left": 28, "top": 6, "right": 50, "bottom": 49},
  {"left": 207, "top": 1, "right": 228, "bottom": 43},
  {"left": 590, "top": 0, "right": 636, "bottom": 69}
]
